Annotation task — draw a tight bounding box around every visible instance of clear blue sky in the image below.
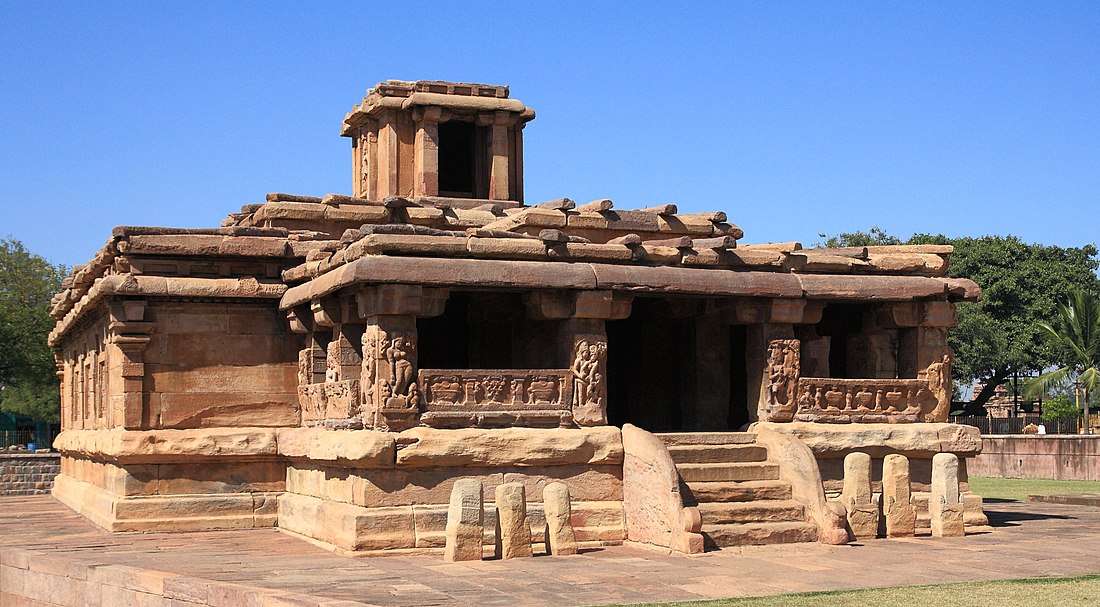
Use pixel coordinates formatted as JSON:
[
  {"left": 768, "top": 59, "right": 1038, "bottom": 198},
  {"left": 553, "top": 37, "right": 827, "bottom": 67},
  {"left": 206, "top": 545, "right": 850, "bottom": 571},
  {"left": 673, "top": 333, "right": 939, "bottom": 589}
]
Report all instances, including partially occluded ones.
[{"left": 2, "top": 2, "right": 1098, "bottom": 268}]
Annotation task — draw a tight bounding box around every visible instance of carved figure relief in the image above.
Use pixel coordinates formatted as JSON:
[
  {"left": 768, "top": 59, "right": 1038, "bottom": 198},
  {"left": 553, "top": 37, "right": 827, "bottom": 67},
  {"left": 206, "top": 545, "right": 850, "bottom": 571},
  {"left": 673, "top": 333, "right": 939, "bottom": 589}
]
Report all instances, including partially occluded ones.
[
  {"left": 764, "top": 339, "right": 800, "bottom": 421},
  {"left": 361, "top": 332, "right": 376, "bottom": 402},
  {"left": 572, "top": 340, "right": 607, "bottom": 411},
  {"left": 925, "top": 352, "right": 952, "bottom": 422},
  {"left": 387, "top": 335, "right": 415, "bottom": 397}
]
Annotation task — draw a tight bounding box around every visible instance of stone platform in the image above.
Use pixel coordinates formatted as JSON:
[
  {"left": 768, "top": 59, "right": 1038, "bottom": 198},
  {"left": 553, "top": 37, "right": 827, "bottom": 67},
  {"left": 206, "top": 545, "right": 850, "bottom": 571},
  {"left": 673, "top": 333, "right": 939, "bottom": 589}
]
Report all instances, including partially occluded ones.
[
  {"left": 2, "top": 495, "right": 1099, "bottom": 606},
  {"left": 1028, "top": 493, "right": 1100, "bottom": 507}
]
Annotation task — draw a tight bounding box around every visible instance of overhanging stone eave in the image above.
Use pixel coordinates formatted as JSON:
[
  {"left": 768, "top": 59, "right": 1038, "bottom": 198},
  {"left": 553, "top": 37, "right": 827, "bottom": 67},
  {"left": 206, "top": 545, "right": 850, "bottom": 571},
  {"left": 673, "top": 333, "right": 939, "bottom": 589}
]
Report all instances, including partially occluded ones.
[{"left": 278, "top": 254, "right": 961, "bottom": 311}]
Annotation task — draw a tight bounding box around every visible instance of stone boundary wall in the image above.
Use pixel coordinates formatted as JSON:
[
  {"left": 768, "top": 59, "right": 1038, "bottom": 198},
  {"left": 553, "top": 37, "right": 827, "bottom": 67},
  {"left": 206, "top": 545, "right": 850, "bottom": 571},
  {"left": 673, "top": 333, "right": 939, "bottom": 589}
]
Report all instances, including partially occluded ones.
[
  {"left": 0, "top": 547, "right": 362, "bottom": 607},
  {"left": 0, "top": 454, "right": 59, "bottom": 496},
  {"left": 968, "top": 435, "right": 1100, "bottom": 481}
]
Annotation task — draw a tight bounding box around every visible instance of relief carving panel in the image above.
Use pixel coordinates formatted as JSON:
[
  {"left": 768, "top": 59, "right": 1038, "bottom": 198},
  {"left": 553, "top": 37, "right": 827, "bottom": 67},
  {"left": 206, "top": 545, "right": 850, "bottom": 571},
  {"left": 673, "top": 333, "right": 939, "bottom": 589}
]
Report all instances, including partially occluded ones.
[
  {"left": 418, "top": 369, "right": 573, "bottom": 429},
  {"left": 795, "top": 377, "right": 936, "bottom": 423}
]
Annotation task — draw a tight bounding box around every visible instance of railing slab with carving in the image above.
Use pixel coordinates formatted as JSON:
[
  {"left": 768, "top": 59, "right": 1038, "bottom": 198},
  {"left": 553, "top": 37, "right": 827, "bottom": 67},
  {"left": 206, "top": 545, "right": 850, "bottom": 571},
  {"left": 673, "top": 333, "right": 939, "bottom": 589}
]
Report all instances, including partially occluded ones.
[
  {"left": 418, "top": 369, "right": 573, "bottom": 428},
  {"left": 795, "top": 377, "right": 935, "bottom": 423}
]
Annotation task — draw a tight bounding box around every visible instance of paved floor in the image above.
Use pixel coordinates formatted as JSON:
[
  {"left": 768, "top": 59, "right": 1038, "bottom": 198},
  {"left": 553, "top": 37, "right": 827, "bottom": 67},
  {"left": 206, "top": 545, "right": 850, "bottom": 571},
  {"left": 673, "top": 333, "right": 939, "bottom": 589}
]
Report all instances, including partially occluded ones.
[{"left": 2, "top": 496, "right": 1099, "bottom": 606}]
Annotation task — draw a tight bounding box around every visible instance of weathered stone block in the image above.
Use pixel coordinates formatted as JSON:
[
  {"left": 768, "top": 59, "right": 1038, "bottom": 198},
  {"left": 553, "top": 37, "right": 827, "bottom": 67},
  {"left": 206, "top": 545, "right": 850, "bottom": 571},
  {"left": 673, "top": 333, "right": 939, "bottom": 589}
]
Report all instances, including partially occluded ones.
[
  {"left": 444, "top": 479, "right": 484, "bottom": 562},
  {"left": 882, "top": 453, "right": 915, "bottom": 538},
  {"left": 930, "top": 452, "right": 965, "bottom": 537},
  {"left": 494, "top": 483, "right": 533, "bottom": 559},
  {"left": 841, "top": 451, "right": 879, "bottom": 540},
  {"left": 543, "top": 482, "right": 577, "bottom": 555}
]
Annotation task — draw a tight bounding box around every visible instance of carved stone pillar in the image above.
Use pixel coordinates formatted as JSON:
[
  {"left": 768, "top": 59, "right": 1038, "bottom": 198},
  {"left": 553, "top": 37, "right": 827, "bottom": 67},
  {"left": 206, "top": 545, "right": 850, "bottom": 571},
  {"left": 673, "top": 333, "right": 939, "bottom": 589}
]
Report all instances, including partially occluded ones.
[
  {"left": 376, "top": 110, "right": 400, "bottom": 198},
  {"left": 881, "top": 301, "right": 955, "bottom": 422},
  {"left": 413, "top": 107, "right": 443, "bottom": 198},
  {"left": 795, "top": 325, "right": 830, "bottom": 378},
  {"left": 681, "top": 313, "right": 731, "bottom": 431},
  {"left": 482, "top": 111, "right": 517, "bottom": 201},
  {"left": 747, "top": 323, "right": 795, "bottom": 423},
  {"left": 533, "top": 290, "right": 631, "bottom": 427},
  {"left": 108, "top": 301, "right": 153, "bottom": 429},
  {"left": 355, "top": 285, "right": 448, "bottom": 431}
]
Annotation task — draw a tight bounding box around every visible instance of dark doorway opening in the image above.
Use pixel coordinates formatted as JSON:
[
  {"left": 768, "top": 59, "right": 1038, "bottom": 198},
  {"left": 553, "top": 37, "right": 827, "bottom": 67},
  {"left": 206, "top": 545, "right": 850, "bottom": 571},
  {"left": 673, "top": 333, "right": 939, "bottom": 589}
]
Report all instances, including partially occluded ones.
[
  {"left": 438, "top": 121, "right": 477, "bottom": 198},
  {"left": 728, "top": 324, "right": 750, "bottom": 430},
  {"left": 816, "top": 304, "right": 863, "bottom": 379},
  {"left": 606, "top": 299, "right": 750, "bottom": 431},
  {"left": 416, "top": 291, "right": 560, "bottom": 371}
]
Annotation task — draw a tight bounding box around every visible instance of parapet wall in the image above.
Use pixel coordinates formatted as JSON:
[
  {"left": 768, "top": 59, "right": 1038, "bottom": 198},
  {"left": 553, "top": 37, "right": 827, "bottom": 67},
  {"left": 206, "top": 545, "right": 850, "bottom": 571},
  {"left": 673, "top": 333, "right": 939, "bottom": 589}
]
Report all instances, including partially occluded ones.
[
  {"left": 968, "top": 435, "right": 1100, "bottom": 481},
  {"left": 0, "top": 453, "right": 60, "bottom": 496}
]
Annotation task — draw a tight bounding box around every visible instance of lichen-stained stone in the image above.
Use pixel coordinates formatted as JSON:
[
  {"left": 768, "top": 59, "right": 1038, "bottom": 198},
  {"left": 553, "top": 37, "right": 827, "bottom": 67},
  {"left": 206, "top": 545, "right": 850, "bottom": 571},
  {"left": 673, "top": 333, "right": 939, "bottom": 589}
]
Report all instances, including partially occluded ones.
[
  {"left": 841, "top": 452, "right": 879, "bottom": 540},
  {"left": 494, "top": 483, "right": 533, "bottom": 559},
  {"left": 930, "top": 453, "right": 965, "bottom": 537},
  {"left": 882, "top": 453, "right": 915, "bottom": 538},
  {"left": 543, "top": 482, "right": 577, "bottom": 556},
  {"left": 444, "top": 479, "right": 484, "bottom": 562}
]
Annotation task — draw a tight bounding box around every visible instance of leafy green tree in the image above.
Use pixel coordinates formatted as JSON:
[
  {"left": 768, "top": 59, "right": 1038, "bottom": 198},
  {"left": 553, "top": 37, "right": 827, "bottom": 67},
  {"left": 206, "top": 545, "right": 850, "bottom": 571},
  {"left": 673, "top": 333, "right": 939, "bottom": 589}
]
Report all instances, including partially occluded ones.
[
  {"left": 818, "top": 228, "right": 1100, "bottom": 415},
  {"left": 1041, "top": 394, "right": 1082, "bottom": 432},
  {"left": 1027, "top": 291, "right": 1100, "bottom": 432},
  {"left": 0, "top": 238, "right": 66, "bottom": 421},
  {"left": 908, "top": 235, "right": 1100, "bottom": 415},
  {"left": 816, "top": 226, "right": 901, "bottom": 248}
]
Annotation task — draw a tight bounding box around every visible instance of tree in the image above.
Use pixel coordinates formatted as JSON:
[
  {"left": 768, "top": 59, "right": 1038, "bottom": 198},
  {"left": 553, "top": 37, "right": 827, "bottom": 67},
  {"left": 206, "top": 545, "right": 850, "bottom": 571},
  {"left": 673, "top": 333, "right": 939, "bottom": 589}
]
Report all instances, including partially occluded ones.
[
  {"left": 908, "top": 235, "right": 1100, "bottom": 415},
  {"left": 1041, "top": 394, "right": 1082, "bottom": 433},
  {"left": 0, "top": 238, "right": 66, "bottom": 421},
  {"left": 816, "top": 226, "right": 901, "bottom": 248},
  {"left": 1027, "top": 291, "right": 1100, "bottom": 433},
  {"left": 818, "top": 228, "right": 1100, "bottom": 415}
]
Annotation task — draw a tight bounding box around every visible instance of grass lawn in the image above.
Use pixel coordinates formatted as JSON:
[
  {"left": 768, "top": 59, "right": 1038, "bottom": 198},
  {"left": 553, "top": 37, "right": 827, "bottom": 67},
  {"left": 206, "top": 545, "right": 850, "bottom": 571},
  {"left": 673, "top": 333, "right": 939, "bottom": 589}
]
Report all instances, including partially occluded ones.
[
  {"left": 968, "top": 476, "right": 1100, "bottom": 502},
  {"left": 616, "top": 575, "right": 1100, "bottom": 607}
]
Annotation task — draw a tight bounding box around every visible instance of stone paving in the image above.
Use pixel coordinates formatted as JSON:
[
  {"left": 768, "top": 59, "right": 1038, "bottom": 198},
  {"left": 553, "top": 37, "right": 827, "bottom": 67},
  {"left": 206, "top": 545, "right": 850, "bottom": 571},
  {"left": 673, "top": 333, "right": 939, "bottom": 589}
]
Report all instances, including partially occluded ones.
[{"left": 2, "top": 495, "right": 1099, "bottom": 606}]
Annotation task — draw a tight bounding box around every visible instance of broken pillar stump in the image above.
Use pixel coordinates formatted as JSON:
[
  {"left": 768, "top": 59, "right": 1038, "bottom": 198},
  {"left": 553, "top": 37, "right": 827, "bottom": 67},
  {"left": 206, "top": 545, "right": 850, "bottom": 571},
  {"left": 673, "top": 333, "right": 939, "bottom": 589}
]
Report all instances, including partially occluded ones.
[
  {"left": 882, "top": 453, "right": 916, "bottom": 538},
  {"left": 444, "top": 478, "right": 484, "bottom": 562},
  {"left": 930, "top": 452, "right": 965, "bottom": 538},
  {"left": 841, "top": 451, "right": 879, "bottom": 540},
  {"left": 494, "top": 482, "right": 533, "bottom": 559},
  {"left": 543, "top": 481, "right": 578, "bottom": 555}
]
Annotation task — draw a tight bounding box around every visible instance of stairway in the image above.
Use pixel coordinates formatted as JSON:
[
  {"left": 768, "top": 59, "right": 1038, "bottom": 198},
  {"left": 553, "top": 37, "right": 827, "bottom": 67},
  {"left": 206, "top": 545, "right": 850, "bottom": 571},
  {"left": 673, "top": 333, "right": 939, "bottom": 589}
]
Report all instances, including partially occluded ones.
[{"left": 658, "top": 432, "right": 819, "bottom": 549}]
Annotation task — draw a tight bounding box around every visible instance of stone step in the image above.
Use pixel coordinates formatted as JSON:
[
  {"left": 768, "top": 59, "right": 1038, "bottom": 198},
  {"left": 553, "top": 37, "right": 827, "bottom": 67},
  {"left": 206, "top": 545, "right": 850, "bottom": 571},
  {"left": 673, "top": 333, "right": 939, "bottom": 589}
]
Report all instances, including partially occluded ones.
[
  {"left": 702, "top": 521, "right": 819, "bottom": 548},
  {"left": 657, "top": 432, "right": 757, "bottom": 447},
  {"left": 677, "top": 462, "right": 780, "bottom": 483},
  {"left": 683, "top": 480, "right": 793, "bottom": 503},
  {"left": 667, "top": 444, "right": 768, "bottom": 464},
  {"left": 697, "top": 500, "right": 806, "bottom": 525}
]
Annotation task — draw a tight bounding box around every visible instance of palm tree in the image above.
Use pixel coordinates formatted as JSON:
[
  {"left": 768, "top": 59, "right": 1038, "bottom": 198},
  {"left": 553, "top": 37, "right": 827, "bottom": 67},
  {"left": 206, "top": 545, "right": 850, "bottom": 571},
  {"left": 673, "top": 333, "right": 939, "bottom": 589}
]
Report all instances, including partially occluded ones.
[{"left": 1027, "top": 291, "right": 1100, "bottom": 433}]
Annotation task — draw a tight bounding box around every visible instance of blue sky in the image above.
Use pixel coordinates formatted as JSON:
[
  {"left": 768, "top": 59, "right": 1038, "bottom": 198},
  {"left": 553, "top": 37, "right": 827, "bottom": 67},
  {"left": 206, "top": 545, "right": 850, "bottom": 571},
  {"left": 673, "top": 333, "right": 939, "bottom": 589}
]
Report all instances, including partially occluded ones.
[{"left": 1, "top": 2, "right": 1098, "bottom": 268}]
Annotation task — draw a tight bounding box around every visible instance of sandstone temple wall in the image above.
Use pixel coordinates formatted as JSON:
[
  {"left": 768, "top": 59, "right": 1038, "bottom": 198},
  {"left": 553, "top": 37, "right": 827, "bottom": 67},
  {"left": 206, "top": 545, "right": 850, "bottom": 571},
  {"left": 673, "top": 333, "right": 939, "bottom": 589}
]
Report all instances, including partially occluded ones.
[{"left": 140, "top": 301, "right": 300, "bottom": 429}]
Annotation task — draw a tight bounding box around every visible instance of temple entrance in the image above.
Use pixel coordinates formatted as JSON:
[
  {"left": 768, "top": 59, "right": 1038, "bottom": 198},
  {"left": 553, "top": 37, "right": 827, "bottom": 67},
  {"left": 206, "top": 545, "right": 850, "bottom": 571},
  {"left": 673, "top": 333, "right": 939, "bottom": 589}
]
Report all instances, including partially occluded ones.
[{"left": 605, "top": 298, "right": 750, "bottom": 431}]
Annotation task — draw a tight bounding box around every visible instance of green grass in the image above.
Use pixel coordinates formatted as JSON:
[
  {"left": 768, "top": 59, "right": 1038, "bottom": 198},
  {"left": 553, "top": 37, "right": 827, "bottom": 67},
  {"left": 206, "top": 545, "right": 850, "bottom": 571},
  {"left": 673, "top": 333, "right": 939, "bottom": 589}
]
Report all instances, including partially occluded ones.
[
  {"left": 615, "top": 575, "right": 1100, "bottom": 607},
  {"left": 967, "top": 476, "right": 1100, "bottom": 502}
]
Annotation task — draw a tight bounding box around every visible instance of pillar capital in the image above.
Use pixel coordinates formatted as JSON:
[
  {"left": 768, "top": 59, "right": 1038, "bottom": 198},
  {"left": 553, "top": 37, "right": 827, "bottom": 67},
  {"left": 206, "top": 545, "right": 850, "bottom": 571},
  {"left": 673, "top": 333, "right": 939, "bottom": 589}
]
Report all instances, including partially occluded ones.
[
  {"left": 523, "top": 290, "right": 632, "bottom": 320},
  {"left": 354, "top": 284, "right": 448, "bottom": 319}
]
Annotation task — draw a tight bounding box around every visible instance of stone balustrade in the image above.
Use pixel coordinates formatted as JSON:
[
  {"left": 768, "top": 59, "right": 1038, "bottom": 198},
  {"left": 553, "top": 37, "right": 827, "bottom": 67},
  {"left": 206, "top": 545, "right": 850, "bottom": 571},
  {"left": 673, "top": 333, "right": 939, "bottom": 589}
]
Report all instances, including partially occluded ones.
[{"left": 795, "top": 378, "right": 936, "bottom": 423}]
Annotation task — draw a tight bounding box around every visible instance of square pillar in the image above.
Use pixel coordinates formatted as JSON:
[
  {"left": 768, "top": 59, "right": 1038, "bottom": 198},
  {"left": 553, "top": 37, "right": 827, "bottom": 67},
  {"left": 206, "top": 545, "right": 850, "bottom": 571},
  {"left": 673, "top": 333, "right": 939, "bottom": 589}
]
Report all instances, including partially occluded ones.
[
  {"left": 484, "top": 111, "right": 516, "bottom": 201},
  {"left": 355, "top": 285, "right": 448, "bottom": 430},
  {"left": 680, "top": 313, "right": 731, "bottom": 431},
  {"left": 562, "top": 318, "right": 608, "bottom": 427},
  {"left": 363, "top": 315, "right": 419, "bottom": 431},
  {"left": 413, "top": 107, "right": 442, "bottom": 198},
  {"left": 376, "top": 110, "right": 400, "bottom": 198},
  {"left": 747, "top": 323, "right": 796, "bottom": 423}
]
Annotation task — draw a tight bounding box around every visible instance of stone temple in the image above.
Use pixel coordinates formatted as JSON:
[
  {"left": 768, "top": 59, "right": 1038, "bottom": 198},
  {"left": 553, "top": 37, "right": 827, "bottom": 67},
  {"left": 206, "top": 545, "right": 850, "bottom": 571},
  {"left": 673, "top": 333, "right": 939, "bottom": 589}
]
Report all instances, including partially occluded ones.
[{"left": 48, "top": 80, "right": 987, "bottom": 556}]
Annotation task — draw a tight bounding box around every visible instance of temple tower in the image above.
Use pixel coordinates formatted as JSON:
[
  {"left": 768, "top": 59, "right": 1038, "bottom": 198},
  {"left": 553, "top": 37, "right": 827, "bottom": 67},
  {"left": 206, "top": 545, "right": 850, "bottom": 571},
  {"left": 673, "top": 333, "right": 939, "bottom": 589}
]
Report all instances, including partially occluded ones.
[{"left": 341, "top": 80, "right": 536, "bottom": 204}]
